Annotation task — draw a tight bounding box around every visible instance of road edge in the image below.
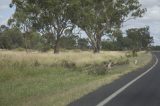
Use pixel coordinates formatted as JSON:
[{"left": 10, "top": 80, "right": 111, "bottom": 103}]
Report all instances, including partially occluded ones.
[
  {"left": 68, "top": 52, "right": 156, "bottom": 106},
  {"left": 96, "top": 54, "right": 158, "bottom": 106}
]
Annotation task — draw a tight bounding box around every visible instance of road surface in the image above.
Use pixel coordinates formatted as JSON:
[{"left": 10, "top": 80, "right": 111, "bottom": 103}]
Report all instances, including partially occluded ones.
[{"left": 69, "top": 52, "right": 160, "bottom": 106}]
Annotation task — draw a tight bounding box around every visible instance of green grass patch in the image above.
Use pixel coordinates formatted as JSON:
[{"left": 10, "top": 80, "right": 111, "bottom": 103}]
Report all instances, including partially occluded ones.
[{"left": 0, "top": 51, "right": 152, "bottom": 106}]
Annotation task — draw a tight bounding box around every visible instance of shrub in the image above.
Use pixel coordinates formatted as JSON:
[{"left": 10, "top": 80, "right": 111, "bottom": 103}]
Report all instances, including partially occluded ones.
[
  {"left": 85, "top": 64, "right": 106, "bottom": 75},
  {"left": 113, "top": 58, "right": 129, "bottom": 66},
  {"left": 87, "top": 67, "right": 106, "bottom": 75},
  {"left": 125, "top": 52, "right": 132, "bottom": 58},
  {"left": 61, "top": 60, "right": 76, "bottom": 68},
  {"left": 14, "top": 47, "right": 26, "bottom": 51},
  {"left": 34, "top": 60, "right": 40, "bottom": 67}
]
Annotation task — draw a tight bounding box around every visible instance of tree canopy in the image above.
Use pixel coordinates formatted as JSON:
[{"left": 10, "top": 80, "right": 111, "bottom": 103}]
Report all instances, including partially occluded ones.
[
  {"left": 68, "top": 0, "right": 146, "bottom": 53},
  {"left": 126, "top": 26, "right": 153, "bottom": 51},
  {"left": 9, "top": 0, "right": 147, "bottom": 53}
]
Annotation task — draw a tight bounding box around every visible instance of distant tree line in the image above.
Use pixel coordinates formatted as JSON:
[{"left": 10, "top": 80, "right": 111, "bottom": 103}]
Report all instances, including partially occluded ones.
[
  {"left": 0, "top": 24, "right": 153, "bottom": 53},
  {"left": 151, "top": 46, "right": 160, "bottom": 51},
  {"left": 102, "top": 27, "right": 153, "bottom": 51},
  {"left": 0, "top": 25, "right": 90, "bottom": 51}
]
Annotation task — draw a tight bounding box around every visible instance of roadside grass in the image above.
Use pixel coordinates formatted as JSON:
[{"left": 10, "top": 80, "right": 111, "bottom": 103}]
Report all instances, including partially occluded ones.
[
  {"left": 0, "top": 50, "right": 152, "bottom": 106},
  {"left": 0, "top": 50, "right": 125, "bottom": 67}
]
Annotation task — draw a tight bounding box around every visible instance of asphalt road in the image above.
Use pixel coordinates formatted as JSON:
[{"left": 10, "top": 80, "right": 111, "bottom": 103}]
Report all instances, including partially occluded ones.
[{"left": 69, "top": 52, "right": 160, "bottom": 106}]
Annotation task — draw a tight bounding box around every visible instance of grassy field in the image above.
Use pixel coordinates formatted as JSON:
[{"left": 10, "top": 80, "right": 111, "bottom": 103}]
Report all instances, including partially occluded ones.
[{"left": 0, "top": 50, "right": 152, "bottom": 106}]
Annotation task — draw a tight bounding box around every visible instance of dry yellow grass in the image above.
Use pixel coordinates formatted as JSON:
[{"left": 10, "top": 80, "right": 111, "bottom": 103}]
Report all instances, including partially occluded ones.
[
  {"left": 0, "top": 50, "right": 152, "bottom": 106},
  {"left": 0, "top": 50, "right": 126, "bottom": 67}
]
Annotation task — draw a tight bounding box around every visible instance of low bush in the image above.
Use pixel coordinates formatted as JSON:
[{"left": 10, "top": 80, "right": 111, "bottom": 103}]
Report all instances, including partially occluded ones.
[
  {"left": 85, "top": 64, "right": 106, "bottom": 75},
  {"left": 85, "top": 57, "right": 129, "bottom": 75},
  {"left": 61, "top": 60, "right": 76, "bottom": 68}
]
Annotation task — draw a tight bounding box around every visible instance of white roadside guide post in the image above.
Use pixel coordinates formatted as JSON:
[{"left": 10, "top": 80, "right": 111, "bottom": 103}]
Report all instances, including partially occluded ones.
[{"left": 135, "top": 59, "right": 138, "bottom": 65}]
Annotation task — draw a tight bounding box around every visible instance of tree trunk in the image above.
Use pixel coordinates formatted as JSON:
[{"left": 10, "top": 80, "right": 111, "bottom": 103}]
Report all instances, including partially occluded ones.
[
  {"left": 93, "top": 36, "right": 101, "bottom": 53},
  {"left": 24, "top": 34, "right": 29, "bottom": 53},
  {"left": 54, "top": 37, "right": 60, "bottom": 54},
  {"left": 93, "top": 47, "right": 99, "bottom": 53}
]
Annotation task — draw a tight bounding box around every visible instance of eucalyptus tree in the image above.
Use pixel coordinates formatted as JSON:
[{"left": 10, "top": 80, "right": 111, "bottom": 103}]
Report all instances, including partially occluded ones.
[
  {"left": 10, "top": 0, "right": 74, "bottom": 53},
  {"left": 68, "top": 0, "right": 146, "bottom": 53},
  {"left": 126, "top": 26, "right": 153, "bottom": 51},
  {"left": 0, "top": 27, "right": 23, "bottom": 49},
  {"left": 9, "top": 2, "right": 35, "bottom": 52}
]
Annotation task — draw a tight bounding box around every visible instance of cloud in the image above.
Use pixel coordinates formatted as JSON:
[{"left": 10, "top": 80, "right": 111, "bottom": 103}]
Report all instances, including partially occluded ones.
[
  {"left": 123, "top": 0, "right": 160, "bottom": 45},
  {"left": 0, "top": 5, "right": 8, "bottom": 10},
  {"left": 0, "top": 0, "right": 11, "bottom": 9},
  {"left": 141, "top": 6, "right": 160, "bottom": 22},
  {"left": 140, "top": 0, "right": 160, "bottom": 8},
  {"left": 0, "top": 19, "right": 8, "bottom": 25},
  {"left": 0, "top": 15, "right": 3, "bottom": 19},
  {"left": 0, "top": 0, "right": 15, "bottom": 25}
]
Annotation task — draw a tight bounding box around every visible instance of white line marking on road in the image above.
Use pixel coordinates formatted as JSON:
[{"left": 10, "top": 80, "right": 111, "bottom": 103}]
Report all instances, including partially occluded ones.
[{"left": 97, "top": 55, "right": 159, "bottom": 106}]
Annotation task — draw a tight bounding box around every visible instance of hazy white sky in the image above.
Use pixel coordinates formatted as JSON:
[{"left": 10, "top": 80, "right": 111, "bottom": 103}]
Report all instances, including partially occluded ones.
[
  {"left": 0, "top": 0, "right": 160, "bottom": 45},
  {"left": 0, "top": 0, "right": 14, "bottom": 25},
  {"left": 123, "top": 0, "right": 160, "bottom": 45}
]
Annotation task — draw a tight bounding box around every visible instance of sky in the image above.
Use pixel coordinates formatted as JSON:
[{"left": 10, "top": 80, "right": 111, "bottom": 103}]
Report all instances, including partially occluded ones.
[
  {"left": 0, "top": 0, "right": 15, "bottom": 25},
  {"left": 122, "top": 0, "right": 160, "bottom": 45},
  {"left": 0, "top": 0, "right": 160, "bottom": 45}
]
